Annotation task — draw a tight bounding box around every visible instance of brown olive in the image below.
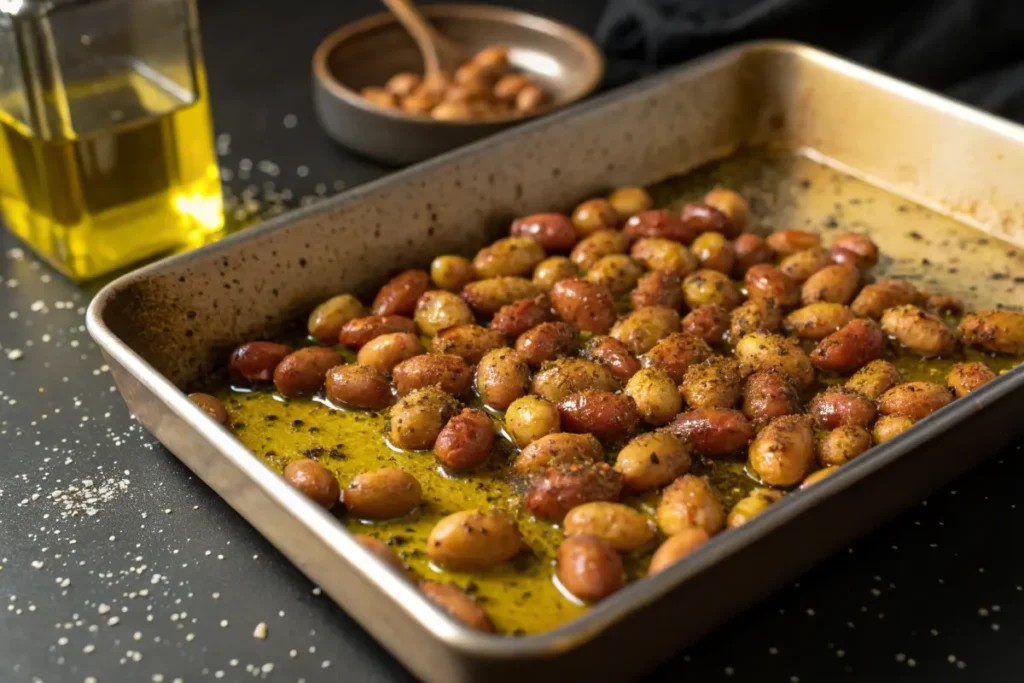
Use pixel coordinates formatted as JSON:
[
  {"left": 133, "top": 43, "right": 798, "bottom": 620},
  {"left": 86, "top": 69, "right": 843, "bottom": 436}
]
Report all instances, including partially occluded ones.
[
  {"left": 831, "top": 232, "right": 879, "bottom": 266},
  {"left": 766, "top": 229, "right": 820, "bottom": 256},
  {"left": 681, "top": 305, "right": 730, "bottom": 345},
  {"left": 339, "top": 315, "right": 417, "bottom": 348},
  {"left": 873, "top": 414, "right": 915, "bottom": 443},
  {"left": 385, "top": 72, "right": 421, "bottom": 97},
  {"left": 421, "top": 581, "right": 495, "bottom": 631},
  {"left": 745, "top": 264, "right": 800, "bottom": 308},
  {"left": 273, "top": 347, "right": 343, "bottom": 397},
  {"left": 810, "top": 319, "right": 886, "bottom": 375},
  {"left": 880, "top": 305, "right": 959, "bottom": 357},
  {"left": 640, "top": 332, "right": 713, "bottom": 384},
  {"left": 800, "top": 467, "right": 837, "bottom": 488},
  {"left": 490, "top": 295, "right": 554, "bottom": 340},
  {"left": 414, "top": 290, "right": 475, "bottom": 336},
  {"left": 533, "top": 256, "right": 579, "bottom": 290},
  {"left": 343, "top": 468, "right": 422, "bottom": 519},
  {"left": 747, "top": 415, "right": 815, "bottom": 487},
  {"left": 430, "top": 324, "right": 506, "bottom": 366},
  {"left": 549, "top": 278, "right": 617, "bottom": 334},
  {"left": 742, "top": 370, "right": 801, "bottom": 427},
  {"left": 726, "top": 488, "right": 784, "bottom": 529},
  {"left": 608, "top": 187, "right": 653, "bottom": 218},
  {"left": 611, "top": 306, "right": 681, "bottom": 355},
  {"left": 946, "top": 362, "right": 997, "bottom": 398},
  {"left": 392, "top": 353, "right": 472, "bottom": 397},
  {"left": 558, "top": 391, "right": 640, "bottom": 444},
  {"left": 586, "top": 337, "right": 641, "bottom": 382},
  {"left": 229, "top": 341, "right": 293, "bottom": 383},
  {"left": 494, "top": 73, "right": 531, "bottom": 102},
  {"left": 476, "top": 348, "right": 531, "bottom": 410},
  {"left": 570, "top": 229, "right": 630, "bottom": 271},
  {"left": 690, "top": 232, "right": 736, "bottom": 274},
  {"left": 504, "top": 395, "right": 561, "bottom": 448},
  {"left": 624, "top": 210, "right": 696, "bottom": 244},
  {"left": 680, "top": 202, "right": 738, "bottom": 239},
  {"left": 325, "top": 364, "right": 394, "bottom": 410},
  {"left": 571, "top": 198, "right": 619, "bottom": 236},
  {"left": 614, "top": 430, "right": 692, "bottom": 493},
  {"left": 284, "top": 459, "right": 340, "bottom": 509},
  {"left": 680, "top": 357, "right": 743, "bottom": 410},
  {"left": 732, "top": 234, "right": 774, "bottom": 276},
  {"left": 510, "top": 213, "right": 577, "bottom": 251},
  {"left": 704, "top": 187, "right": 749, "bottom": 233},
  {"left": 818, "top": 425, "right": 872, "bottom": 466},
  {"left": 877, "top": 382, "right": 952, "bottom": 420},
  {"left": 421, "top": 581, "right": 494, "bottom": 632},
  {"left": 388, "top": 387, "right": 459, "bottom": 451},
  {"left": 462, "top": 276, "right": 541, "bottom": 316},
  {"left": 556, "top": 535, "right": 624, "bottom": 603},
  {"left": 668, "top": 408, "right": 754, "bottom": 457},
  {"left": 427, "top": 509, "right": 521, "bottom": 570},
  {"left": 959, "top": 310, "right": 1024, "bottom": 355},
  {"left": 188, "top": 393, "right": 228, "bottom": 424},
  {"left": 647, "top": 528, "right": 711, "bottom": 574},
  {"left": 681, "top": 270, "right": 744, "bottom": 310},
  {"left": 307, "top": 294, "right": 366, "bottom": 343},
  {"left": 779, "top": 247, "right": 830, "bottom": 283},
  {"left": 513, "top": 432, "right": 604, "bottom": 474},
  {"left": 625, "top": 367, "right": 682, "bottom": 426},
  {"left": 356, "top": 332, "right": 425, "bottom": 376},
  {"left": 361, "top": 86, "right": 398, "bottom": 109},
  {"left": 430, "top": 255, "right": 477, "bottom": 292},
  {"left": 372, "top": 269, "right": 430, "bottom": 317},
  {"left": 801, "top": 263, "right": 860, "bottom": 306},
  {"left": 656, "top": 474, "right": 725, "bottom": 536},
  {"left": 515, "top": 321, "right": 580, "bottom": 369},
  {"left": 845, "top": 360, "right": 903, "bottom": 400},
  {"left": 530, "top": 358, "right": 619, "bottom": 403},
  {"left": 354, "top": 535, "right": 415, "bottom": 582},
  {"left": 473, "top": 236, "right": 546, "bottom": 279},
  {"left": 434, "top": 408, "right": 496, "bottom": 471},
  {"left": 563, "top": 502, "right": 654, "bottom": 553},
  {"left": 630, "top": 269, "right": 686, "bottom": 310},
  {"left": 851, "top": 279, "right": 920, "bottom": 319},
  {"left": 524, "top": 462, "right": 624, "bottom": 522},
  {"left": 808, "top": 386, "right": 877, "bottom": 429}
]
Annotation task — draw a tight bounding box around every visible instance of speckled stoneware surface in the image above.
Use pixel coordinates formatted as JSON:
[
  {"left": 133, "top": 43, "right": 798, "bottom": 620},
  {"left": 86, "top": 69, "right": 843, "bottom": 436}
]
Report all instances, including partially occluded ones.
[{"left": 85, "top": 42, "right": 1024, "bottom": 682}]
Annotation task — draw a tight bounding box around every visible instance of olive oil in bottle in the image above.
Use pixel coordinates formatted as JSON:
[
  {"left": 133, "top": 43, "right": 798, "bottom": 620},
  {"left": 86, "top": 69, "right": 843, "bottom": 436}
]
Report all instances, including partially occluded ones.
[{"left": 0, "top": 0, "right": 223, "bottom": 281}]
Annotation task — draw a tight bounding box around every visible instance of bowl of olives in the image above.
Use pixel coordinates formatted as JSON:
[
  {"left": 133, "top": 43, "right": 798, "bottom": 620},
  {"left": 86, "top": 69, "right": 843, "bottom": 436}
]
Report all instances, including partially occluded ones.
[{"left": 312, "top": 4, "right": 604, "bottom": 166}]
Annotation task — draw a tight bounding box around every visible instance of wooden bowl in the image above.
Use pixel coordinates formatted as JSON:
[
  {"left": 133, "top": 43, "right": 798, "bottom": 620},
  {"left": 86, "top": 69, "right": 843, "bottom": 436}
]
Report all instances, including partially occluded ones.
[{"left": 312, "top": 4, "right": 605, "bottom": 166}]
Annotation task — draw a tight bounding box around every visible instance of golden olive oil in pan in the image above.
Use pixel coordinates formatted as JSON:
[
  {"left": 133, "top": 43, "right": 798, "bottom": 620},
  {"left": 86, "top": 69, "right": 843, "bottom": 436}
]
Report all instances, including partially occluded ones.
[
  {"left": 216, "top": 149, "right": 1023, "bottom": 635},
  {"left": 0, "top": 67, "right": 223, "bottom": 281}
]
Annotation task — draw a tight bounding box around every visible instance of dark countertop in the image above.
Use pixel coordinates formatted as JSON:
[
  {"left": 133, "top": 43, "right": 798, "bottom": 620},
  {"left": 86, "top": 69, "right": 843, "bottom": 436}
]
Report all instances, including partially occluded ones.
[{"left": 1, "top": 1, "right": 1022, "bottom": 681}]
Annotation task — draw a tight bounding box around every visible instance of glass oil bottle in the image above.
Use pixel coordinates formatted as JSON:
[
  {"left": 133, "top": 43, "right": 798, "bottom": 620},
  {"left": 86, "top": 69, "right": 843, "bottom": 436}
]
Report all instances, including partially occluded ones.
[{"left": 0, "top": 0, "right": 223, "bottom": 281}]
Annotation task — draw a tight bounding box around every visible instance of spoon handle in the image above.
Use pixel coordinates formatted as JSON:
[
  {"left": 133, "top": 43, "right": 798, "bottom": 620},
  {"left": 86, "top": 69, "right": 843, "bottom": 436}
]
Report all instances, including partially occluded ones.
[{"left": 381, "top": 0, "right": 443, "bottom": 77}]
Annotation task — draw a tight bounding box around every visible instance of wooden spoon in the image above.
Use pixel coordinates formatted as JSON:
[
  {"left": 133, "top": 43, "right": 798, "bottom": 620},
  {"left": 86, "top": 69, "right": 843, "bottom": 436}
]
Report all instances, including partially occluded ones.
[{"left": 381, "top": 0, "right": 471, "bottom": 80}]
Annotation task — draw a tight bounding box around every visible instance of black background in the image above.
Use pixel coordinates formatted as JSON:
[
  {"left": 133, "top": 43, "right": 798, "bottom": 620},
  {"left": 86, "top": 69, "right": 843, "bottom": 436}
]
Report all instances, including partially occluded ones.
[{"left": 1, "top": 1, "right": 1022, "bottom": 682}]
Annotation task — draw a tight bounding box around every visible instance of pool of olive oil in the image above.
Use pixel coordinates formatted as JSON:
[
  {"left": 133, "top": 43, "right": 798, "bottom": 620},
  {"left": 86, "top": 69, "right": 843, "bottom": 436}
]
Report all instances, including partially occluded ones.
[{"left": 0, "top": 66, "right": 223, "bottom": 281}]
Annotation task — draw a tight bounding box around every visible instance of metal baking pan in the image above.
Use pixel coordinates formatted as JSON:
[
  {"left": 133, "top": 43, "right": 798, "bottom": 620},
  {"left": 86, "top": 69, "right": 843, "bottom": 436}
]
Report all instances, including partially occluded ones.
[{"left": 87, "top": 41, "right": 1024, "bottom": 682}]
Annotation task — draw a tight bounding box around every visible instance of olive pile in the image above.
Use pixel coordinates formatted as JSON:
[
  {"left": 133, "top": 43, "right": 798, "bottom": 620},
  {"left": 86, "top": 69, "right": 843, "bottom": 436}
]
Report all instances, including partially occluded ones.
[
  {"left": 190, "top": 185, "right": 1024, "bottom": 632},
  {"left": 359, "top": 45, "right": 548, "bottom": 120}
]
